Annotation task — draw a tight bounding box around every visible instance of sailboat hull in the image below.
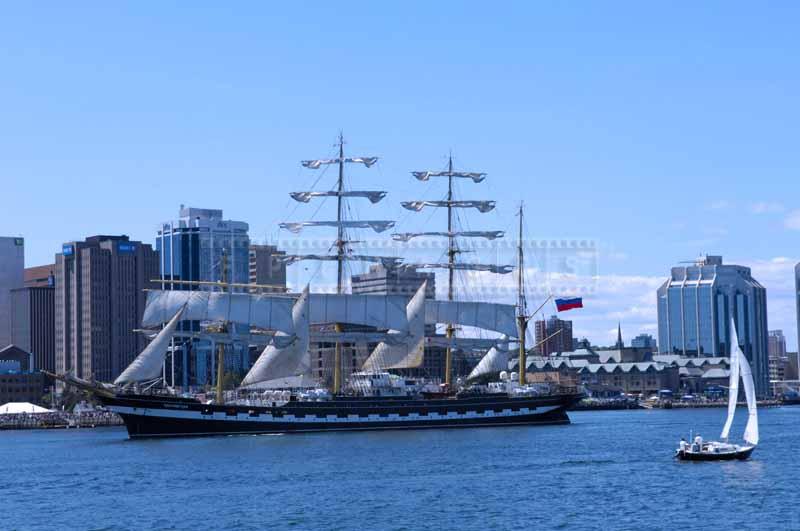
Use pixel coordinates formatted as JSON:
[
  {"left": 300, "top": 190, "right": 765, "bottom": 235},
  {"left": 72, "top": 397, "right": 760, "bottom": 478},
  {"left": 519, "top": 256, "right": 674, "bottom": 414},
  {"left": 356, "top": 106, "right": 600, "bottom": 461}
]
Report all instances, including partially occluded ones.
[
  {"left": 675, "top": 446, "right": 755, "bottom": 461},
  {"left": 98, "top": 392, "right": 581, "bottom": 439}
]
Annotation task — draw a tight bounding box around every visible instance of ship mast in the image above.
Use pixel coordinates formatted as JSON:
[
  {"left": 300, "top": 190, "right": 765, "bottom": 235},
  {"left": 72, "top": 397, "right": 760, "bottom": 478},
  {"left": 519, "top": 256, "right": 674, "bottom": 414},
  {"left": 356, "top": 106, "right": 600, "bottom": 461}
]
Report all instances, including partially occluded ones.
[
  {"left": 215, "top": 250, "right": 228, "bottom": 404},
  {"left": 279, "top": 133, "right": 397, "bottom": 394},
  {"left": 397, "top": 156, "right": 513, "bottom": 388},
  {"left": 516, "top": 203, "right": 528, "bottom": 386}
]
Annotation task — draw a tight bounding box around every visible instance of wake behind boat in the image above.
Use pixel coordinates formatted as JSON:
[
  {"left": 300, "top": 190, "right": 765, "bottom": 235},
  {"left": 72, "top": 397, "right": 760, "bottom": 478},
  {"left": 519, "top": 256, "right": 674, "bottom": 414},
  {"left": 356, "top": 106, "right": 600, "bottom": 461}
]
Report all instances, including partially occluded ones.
[{"left": 675, "top": 318, "right": 759, "bottom": 461}]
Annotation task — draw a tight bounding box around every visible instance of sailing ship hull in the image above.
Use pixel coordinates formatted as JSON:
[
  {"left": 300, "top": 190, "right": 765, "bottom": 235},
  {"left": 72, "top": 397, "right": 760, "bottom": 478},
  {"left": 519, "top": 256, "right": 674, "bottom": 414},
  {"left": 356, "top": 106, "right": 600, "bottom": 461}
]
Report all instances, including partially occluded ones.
[
  {"left": 675, "top": 446, "right": 755, "bottom": 461},
  {"left": 98, "top": 392, "right": 581, "bottom": 439}
]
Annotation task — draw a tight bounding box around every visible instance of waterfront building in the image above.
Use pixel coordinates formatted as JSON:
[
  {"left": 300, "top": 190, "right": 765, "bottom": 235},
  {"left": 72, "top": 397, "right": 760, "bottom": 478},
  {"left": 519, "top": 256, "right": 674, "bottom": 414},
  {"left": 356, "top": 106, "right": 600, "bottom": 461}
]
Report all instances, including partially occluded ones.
[
  {"left": 248, "top": 244, "right": 287, "bottom": 291},
  {"left": 0, "top": 237, "right": 25, "bottom": 349},
  {"left": 656, "top": 255, "right": 770, "bottom": 396},
  {"left": 10, "top": 266, "right": 55, "bottom": 373},
  {"left": 0, "top": 345, "right": 46, "bottom": 405},
  {"left": 351, "top": 265, "right": 435, "bottom": 298},
  {"left": 631, "top": 333, "right": 657, "bottom": 350},
  {"left": 156, "top": 207, "right": 250, "bottom": 387},
  {"left": 55, "top": 235, "right": 159, "bottom": 384},
  {"left": 534, "top": 315, "right": 573, "bottom": 356}
]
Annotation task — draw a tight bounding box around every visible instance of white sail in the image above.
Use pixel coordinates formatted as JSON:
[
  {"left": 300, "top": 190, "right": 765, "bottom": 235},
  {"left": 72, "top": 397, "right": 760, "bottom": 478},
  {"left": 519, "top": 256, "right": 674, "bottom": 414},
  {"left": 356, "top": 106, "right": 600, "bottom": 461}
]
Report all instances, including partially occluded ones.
[
  {"left": 290, "top": 191, "right": 386, "bottom": 204},
  {"left": 720, "top": 318, "right": 742, "bottom": 441},
  {"left": 141, "top": 290, "right": 296, "bottom": 333},
  {"left": 302, "top": 157, "right": 379, "bottom": 169},
  {"left": 468, "top": 340, "right": 509, "bottom": 380},
  {"left": 424, "top": 337, "right": 506, "bottom": 351},
  {"left": 280, "top": 254, "right": 402, "bottom": 268},
  {"left": 401, "top": 200, "right": 496, "bottom": 213},
  {"left": 308, "top": 294, "right": 410, "bottom": 331},
  {"left": 115, "top": 306, "right": 186, "bottom": 385},
  {"left": 410, "top": 263, "right": 514, "bottom": 274},
  {"left": 739, "top": 347, "right": 759, "bottom": 445},
  {"left": 392, "top": 231, "right": 504, "bottom": 242},
  {"left": 425, "top": 300, "right": 518, "bottom": 338},
  {"left": 279, "top": 220, "right": 395, "bottom": 234},
  {"left": 362, "top": 282, "right": 427, "bottom": 371},
  {"left": 412, "top": 171, "right": 486, "bottom": 183},
  {"left": 240, "top": 288, "right": 310, "bottom": 387}
]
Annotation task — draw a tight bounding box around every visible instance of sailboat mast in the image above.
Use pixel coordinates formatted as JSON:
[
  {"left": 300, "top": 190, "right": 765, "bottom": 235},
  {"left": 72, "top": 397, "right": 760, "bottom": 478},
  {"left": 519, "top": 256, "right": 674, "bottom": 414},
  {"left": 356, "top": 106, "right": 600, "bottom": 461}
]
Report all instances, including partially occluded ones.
[
  {"left": 517, "top": 203, "right": 528, "bottom": 386},
  {"left": 215, "top": 250, "right": 228, "bottom": 404},
  {"left": 444, "top": 155, "right": 455, "bottom": 388}
]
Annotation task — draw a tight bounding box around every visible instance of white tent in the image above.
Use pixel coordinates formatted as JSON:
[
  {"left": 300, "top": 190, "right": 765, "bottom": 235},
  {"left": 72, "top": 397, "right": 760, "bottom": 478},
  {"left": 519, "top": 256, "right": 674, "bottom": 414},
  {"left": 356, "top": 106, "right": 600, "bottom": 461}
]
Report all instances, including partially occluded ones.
[{"left": 0, "top": 402, "right": 53, "bottom": 414}]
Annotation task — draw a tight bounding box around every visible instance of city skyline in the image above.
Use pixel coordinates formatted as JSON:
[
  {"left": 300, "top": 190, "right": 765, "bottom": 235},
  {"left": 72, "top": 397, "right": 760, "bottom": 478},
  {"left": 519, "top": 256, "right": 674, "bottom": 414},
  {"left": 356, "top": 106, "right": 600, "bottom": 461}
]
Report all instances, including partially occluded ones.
[{"left": 2, "top": 2, "right": 800, "bottom": 348}]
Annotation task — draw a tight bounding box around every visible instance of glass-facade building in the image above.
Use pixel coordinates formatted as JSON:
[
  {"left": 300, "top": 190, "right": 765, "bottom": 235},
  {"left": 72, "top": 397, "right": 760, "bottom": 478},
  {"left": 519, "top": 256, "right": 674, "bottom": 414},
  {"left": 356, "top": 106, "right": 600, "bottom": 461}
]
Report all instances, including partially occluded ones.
[
  {"left": 156, "top": 207, "right": 250, "bottom": 388},
  {"left": 657, "top": 255, "right": 769, "bottom": 396}
]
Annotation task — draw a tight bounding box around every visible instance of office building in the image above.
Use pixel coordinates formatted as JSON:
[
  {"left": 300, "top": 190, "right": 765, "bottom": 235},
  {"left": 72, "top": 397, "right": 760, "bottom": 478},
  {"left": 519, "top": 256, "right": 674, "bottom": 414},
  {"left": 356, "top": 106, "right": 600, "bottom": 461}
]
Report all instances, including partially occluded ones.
[
  {"left": 10, "top": 266, "right": 55, "bottom": 373},
  {"left": 768, "top": 330, "right": 787, "bottom": 358},
  {"left": 156, "top": 207, "right": 250, "bottom": 387},
  {"left": 534, "top": 315, "right": 573, "bottom": 356},
  {"left": 249, "top": 244, "right": 287, "bottom": 291},
  {"left": 0, "top": 345, "right": 45, "bottom": 405},
  {"left": 351, "top": 265, "right": 435, "bottom": 298},
  {"left": 55, "top": 235, "right": 159, "bottom": 384},
  {"left": 656, "top": 255, "right": 770, "bottom": 396},
  {"left": 0, "top": 237, "right": 25, "bottom": 349},
  {"left": 631, "top": 334, "right": 657, "bottom": 350}
]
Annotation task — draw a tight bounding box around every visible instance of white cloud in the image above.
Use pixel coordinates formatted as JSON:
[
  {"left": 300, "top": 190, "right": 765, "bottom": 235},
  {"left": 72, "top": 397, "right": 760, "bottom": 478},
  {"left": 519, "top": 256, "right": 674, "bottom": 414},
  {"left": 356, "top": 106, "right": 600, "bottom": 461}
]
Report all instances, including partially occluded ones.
[{"left": 785, "top": 210, "right": 800, "bottom": 231}]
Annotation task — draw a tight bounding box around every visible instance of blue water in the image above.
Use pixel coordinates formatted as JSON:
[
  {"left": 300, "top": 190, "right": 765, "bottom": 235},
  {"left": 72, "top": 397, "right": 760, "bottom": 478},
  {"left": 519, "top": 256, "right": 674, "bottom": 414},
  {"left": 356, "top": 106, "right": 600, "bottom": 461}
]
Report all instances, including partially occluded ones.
[{"left": 2, "top": 407, "right": 798, "bottom": 531}]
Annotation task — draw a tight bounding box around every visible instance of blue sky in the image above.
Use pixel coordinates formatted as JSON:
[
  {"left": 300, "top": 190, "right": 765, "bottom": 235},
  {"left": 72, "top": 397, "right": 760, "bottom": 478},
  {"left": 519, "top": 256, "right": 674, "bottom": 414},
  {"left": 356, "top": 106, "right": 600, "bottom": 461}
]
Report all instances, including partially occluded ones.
[{"left": 2, "top": 2, "right": 799, "bottom": 348}]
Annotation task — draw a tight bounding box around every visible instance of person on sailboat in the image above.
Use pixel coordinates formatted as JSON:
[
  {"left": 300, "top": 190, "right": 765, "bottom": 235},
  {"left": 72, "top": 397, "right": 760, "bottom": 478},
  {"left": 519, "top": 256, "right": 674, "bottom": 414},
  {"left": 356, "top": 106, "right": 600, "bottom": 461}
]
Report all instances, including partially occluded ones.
[{"left": 679, "top": 438, "right": 688, "bottom": 452}]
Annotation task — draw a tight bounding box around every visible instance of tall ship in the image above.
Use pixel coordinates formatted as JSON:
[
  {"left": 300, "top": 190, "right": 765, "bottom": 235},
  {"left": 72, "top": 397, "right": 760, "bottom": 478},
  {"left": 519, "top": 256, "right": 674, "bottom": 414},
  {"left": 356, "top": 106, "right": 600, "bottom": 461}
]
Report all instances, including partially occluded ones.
[{"left": 53, "top": 135, "right": 582, "bottom": 438}]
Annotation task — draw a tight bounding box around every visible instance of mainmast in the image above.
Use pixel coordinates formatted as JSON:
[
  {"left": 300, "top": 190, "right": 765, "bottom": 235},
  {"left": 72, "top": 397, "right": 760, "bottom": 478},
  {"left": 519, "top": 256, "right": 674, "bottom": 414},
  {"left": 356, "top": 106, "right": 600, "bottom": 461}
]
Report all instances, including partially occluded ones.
[
  {"left": 279, "top": 133, "right": 397, "bottom": 394},
  {"left": 396, "top": 156, "right": 513, "bottom": 388},
  {"left": 215, "top": 250, "right": 229, "bottom": 404}
]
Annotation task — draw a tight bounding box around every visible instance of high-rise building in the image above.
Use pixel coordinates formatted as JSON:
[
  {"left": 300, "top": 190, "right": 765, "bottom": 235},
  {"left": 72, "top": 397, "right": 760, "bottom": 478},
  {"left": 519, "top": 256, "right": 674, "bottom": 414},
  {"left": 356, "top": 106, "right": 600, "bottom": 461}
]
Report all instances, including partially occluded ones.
[
  {"left": 156, "top": 207, "right": 250, "bottom": 387},
  {"left": 351, "top": 265, "right": 436, "bottom": 298},
  {"left": 11, "top": 265, "right": 56, "bottom": 372},
  {"left": 534, "top": 315, "right": 573, "bottom": 356},
  {"left": 768, "top": 330, "right": 787, "bottom": 358},
  {"left": 0, "top": 237, "right": 25, "bottom": 348},
  {"left": 249, "top": 244, "right": 286, "bottom": 291},
  {"left": 631, "top": 333, "right": 657, "bottom": 349},
  {"left": 55, "top": 235, "right": 159, "bottom": 383},
  {"left": 656, "top": 255, "right": 770, "bottom": 396}
]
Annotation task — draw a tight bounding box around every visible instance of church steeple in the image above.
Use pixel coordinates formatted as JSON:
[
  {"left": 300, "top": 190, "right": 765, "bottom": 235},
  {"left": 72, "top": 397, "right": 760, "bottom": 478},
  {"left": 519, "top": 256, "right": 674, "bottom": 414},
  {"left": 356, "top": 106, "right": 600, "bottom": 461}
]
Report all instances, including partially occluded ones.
[{"left": 616, "top": 322, "right": 624, "bottom": 349}]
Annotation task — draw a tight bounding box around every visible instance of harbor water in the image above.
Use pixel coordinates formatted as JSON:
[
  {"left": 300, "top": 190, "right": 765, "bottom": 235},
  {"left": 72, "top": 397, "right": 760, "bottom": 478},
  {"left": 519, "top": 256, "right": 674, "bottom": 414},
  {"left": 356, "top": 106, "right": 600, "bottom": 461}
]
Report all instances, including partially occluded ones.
[{"left": 3, "top": 407, "right": 798, "bottom": 531}]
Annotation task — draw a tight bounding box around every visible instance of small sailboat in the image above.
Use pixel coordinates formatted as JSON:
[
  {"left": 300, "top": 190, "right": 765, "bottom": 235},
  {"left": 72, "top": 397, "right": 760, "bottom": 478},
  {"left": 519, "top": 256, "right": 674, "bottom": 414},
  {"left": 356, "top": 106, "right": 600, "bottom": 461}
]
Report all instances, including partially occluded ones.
[{"left": 675, "top": 319, "right": 758, "bottom": 461}]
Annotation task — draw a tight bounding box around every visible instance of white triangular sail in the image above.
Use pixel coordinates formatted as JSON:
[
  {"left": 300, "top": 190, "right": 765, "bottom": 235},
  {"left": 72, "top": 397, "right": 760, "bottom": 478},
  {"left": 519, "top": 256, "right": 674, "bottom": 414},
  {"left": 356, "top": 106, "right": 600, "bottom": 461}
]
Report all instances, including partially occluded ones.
[
  {"left": 739, "top": 347, "right": 759, "bottom": 445},
  {"left": 115, "top": 305, "right": 186, "bottom": 385},
  {"left": 240, "top": 287, "right": 310, "bottom": 387},
  {"left": 467, "top": 337, "right": 509, "bottom": 380},
  {"left": 362, "top": 282, "right": 427, "bottom": 371},
  {"left": 720, "top": 318, "right": 742, "bottom": 441}
]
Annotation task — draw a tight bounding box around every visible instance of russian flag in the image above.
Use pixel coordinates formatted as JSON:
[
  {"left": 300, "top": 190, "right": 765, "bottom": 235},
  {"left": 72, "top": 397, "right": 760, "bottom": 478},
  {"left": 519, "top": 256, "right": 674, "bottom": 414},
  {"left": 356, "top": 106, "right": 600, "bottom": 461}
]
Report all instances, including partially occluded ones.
[{"left": 555, "top": 297, "right": 583, "bottom": 312}]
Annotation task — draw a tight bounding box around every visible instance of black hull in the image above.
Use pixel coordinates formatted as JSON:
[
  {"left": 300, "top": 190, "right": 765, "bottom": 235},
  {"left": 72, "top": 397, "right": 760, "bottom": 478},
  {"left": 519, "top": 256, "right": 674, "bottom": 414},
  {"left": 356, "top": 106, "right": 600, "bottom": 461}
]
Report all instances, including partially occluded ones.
[
  {"left": 675, "top": 447, "right": 755, "bottom": 461},
  {"left": 98, "top": 393, "right": 581, "bottom": 439}
]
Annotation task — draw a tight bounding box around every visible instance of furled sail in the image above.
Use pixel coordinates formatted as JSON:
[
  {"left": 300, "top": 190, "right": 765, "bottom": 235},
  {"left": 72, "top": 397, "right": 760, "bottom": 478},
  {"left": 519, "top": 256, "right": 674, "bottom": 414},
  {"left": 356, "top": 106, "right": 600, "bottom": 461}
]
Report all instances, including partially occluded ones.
[
  {"left": 425, "top": 300, "right": 518, "bottom": 338},
  {"left": 392, "top": 231, "right": 505, "bottom": 242},
  {"left": 409, "top": 263, "right": 515, "bottom": 275},
  {"left": 290, "top": 191, "right": 386, "bottom": 204},
  {"left": 279, "top": 220, "right": 395, "bottom": 234},
  {"left": 141, "top": 291, "right": 296, "bottom": 333},
  {"left": 401, "top": 200, "right": 496, "bottom": 213},
  {"left": 739, "top": 347, "right": 759, "bottom": 445},
  {"left": 720, "top": 318, "right": 742, "bottom": 441},
  {"left": 240, "top": 288, "right": 310, "bottom": 387},
  {"left": 115, "top": 305, "right": 186, "bottom": 385},
  {"left": 302, "top": 157, "right": 379, "bottom": 169},
  {"left": 424, "top": 337, "right": 507, "bottom": 351},
  {"left": 362, "top": 282, "right": 427, "bottom": 371},
  {"left": 467, "top": 338, "right": 510, "bottom": 380},
  {"left": 412, "top": 171, "right": 486, "bottom": 183},
  {"left": 308, "top": 294, "right": 410, "bottom": 331},
  {"left": 280, "top": 254, "right": 402, "bottom": 269}
]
